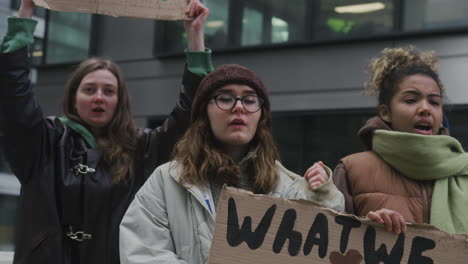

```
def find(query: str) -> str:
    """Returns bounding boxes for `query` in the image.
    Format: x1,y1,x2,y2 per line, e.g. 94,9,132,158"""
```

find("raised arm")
0,0,37,53
139,0,213,179
0,0,55,184
184,0,209,52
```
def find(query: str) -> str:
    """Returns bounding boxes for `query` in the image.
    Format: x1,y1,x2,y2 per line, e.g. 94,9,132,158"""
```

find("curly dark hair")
365,46,444,108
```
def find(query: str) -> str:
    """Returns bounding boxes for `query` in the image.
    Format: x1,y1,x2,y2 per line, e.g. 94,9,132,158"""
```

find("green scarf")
59,117,97,149
373,130,468,234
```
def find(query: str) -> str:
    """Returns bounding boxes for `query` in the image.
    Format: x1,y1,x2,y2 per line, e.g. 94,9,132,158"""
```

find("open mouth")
230,118,246,126
92,107,105,113
414,124,432,134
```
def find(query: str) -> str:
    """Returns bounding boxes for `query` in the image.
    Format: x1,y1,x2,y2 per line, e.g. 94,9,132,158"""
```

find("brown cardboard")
209,186,468,264
32,0,190,20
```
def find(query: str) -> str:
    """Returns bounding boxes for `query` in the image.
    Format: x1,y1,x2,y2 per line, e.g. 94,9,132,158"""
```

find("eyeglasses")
211,93,264,113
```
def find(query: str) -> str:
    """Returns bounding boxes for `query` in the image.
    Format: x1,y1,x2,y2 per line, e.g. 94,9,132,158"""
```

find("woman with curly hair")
332,46,468,234
119,64,344,263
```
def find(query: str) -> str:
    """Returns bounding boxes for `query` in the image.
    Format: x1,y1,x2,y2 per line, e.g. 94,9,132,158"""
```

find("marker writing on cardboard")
226,197,436,263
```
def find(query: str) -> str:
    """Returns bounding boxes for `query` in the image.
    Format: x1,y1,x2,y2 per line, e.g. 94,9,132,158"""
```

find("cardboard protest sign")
209,187,468,264
32,0,190,20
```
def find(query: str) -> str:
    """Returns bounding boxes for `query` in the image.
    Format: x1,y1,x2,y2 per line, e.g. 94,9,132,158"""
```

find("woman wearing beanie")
332,46,468,234
119,64,344,263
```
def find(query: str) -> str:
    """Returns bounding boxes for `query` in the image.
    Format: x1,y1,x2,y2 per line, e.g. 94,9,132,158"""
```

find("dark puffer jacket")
0,47,203,264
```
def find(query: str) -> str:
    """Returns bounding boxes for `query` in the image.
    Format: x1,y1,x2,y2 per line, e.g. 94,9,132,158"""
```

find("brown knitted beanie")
192,64,270,122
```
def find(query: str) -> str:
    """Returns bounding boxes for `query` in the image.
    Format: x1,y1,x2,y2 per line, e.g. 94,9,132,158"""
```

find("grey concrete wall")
34,16,468,119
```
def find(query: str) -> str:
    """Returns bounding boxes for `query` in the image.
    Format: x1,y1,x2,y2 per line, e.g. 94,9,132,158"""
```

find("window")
204,0,229,49
403,0,468,31
314,0,394,40
241,6,263,46
157,0,395,54
10,0,92,65
156,0,230,53
45,11,92,64
157,0,468,55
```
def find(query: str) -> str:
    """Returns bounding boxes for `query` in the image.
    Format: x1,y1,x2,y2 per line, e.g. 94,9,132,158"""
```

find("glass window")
204,0,229,50
315,0,394,40
157,0,468,55
10,0,92,65
269,0,306,44
157,0,396,54
45,11,92,64
241,6,263,46
403,0,468,31
272,17,289,44
157,0,229,53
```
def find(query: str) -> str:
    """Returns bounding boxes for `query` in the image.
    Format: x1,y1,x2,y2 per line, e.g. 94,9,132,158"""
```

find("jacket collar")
167,152,257,218
167,161,216,218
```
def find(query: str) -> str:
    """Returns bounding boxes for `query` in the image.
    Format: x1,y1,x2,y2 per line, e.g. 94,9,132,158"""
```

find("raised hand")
304,161,329,190
18,0,36,18
367,208,407,234
184,0,209,51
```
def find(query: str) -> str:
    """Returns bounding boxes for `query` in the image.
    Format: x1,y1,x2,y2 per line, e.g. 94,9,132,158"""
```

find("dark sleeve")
0,47,53,184
333,162,356,215
140,66,204,179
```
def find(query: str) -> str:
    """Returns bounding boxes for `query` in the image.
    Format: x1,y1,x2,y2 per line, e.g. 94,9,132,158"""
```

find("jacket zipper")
421,183,429,223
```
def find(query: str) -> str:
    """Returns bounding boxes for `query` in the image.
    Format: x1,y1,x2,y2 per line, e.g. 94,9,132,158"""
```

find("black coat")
0,48,203,264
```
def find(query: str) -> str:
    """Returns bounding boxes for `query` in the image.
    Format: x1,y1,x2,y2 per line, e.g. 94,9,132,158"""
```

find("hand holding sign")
209,187,468,264
32,0,191,20
367,208,408,234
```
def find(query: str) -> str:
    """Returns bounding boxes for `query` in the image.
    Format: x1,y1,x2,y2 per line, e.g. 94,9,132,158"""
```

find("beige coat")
120,160,344,264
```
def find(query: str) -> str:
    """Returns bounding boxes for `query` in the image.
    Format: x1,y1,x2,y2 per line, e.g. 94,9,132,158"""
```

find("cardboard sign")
32,0,190,20
209,187,468,264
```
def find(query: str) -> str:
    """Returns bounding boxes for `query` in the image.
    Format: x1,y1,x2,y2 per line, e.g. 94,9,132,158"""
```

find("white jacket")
120,160,344,264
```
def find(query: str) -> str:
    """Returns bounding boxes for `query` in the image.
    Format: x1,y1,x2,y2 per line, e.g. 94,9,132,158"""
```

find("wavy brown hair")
365,46,444,108
63,58,136,183
173,96,279,194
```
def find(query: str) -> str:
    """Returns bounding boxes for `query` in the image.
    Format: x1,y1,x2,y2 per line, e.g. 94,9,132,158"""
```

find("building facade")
1,0,468,258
